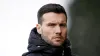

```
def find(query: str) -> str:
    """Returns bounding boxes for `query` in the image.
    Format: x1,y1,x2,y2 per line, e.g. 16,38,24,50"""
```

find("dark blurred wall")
68,0,100,56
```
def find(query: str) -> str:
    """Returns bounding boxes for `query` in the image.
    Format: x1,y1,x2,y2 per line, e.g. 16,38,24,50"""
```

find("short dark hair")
37,3,67,24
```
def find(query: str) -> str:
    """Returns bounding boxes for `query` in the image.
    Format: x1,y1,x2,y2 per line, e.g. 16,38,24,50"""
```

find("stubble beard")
41,34,65,47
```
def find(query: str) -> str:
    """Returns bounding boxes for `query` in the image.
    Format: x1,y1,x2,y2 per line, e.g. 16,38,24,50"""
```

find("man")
22,3,72,56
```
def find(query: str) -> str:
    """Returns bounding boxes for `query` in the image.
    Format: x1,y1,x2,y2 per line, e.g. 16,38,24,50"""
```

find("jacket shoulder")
22,52,42,56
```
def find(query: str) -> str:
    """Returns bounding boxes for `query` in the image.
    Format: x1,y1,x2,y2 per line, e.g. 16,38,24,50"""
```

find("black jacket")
22,27,72,56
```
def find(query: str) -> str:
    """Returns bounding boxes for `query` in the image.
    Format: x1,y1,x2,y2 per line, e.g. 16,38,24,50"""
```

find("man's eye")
60,24,66,27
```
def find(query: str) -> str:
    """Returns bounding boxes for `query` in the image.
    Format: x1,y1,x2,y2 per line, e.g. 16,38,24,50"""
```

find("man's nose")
55,26,61,34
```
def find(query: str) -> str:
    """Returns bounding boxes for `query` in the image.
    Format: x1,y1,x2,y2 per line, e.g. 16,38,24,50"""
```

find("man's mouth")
54,37,62,40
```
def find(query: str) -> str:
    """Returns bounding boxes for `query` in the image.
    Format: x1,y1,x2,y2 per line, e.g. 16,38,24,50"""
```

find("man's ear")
36,24,42,34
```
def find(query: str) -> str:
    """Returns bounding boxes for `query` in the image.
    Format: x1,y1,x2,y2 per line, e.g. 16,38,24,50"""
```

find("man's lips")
53,36,62,40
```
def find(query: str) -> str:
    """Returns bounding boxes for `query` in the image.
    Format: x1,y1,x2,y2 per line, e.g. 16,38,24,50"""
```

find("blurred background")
0,0,100,56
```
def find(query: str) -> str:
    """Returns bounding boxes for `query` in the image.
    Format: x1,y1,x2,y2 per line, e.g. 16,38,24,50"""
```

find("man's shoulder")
22,52,42,56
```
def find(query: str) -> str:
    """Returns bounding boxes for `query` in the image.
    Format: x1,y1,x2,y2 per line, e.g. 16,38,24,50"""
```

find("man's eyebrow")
47,23,67,25
47,22,56,24
47,23,56,25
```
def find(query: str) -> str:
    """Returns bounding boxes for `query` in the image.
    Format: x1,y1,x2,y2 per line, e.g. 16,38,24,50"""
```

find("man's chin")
51,42,63,47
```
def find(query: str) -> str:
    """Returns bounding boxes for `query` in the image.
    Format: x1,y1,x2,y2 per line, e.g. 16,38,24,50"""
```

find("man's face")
37,12,67,46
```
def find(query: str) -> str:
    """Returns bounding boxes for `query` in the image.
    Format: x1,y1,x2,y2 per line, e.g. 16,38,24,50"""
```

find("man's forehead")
43,13,66,19
42,18,67,24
